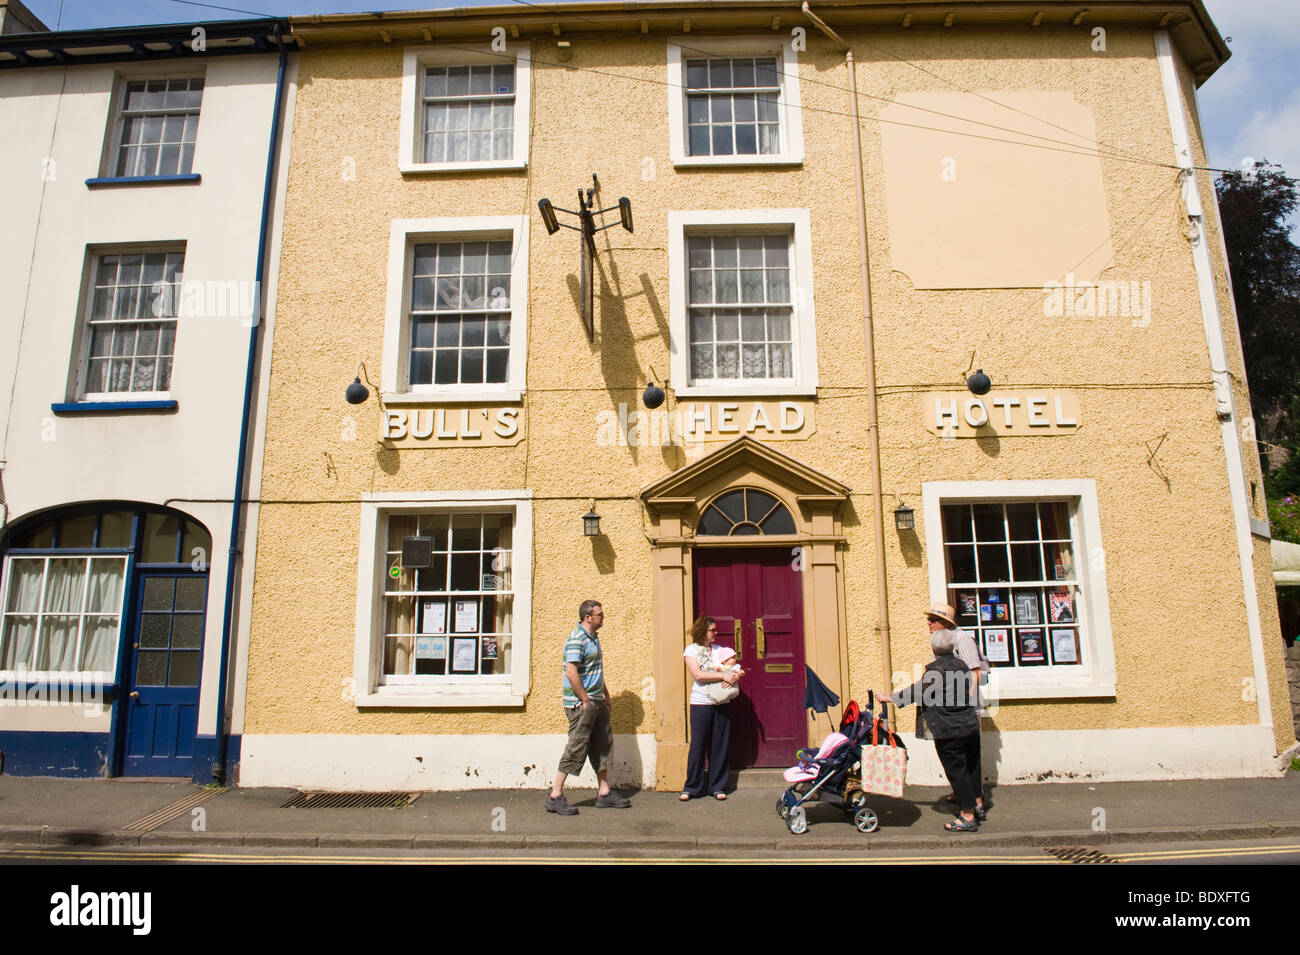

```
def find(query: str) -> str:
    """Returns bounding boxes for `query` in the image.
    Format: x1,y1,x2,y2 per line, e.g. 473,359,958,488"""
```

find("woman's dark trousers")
934,731,982,812
684,703,732,796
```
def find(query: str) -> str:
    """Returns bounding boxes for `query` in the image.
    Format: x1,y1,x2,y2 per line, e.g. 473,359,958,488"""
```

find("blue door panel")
123,573,206,776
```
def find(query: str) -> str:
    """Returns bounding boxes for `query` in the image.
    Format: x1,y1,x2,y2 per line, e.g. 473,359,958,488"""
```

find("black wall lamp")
966,369,992,396
346,361,378,405
582,502,601,537
538,173,633,340
643,364,666,410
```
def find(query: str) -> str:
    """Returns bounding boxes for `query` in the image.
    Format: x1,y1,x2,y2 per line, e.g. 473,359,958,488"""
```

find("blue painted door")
123,573,206,776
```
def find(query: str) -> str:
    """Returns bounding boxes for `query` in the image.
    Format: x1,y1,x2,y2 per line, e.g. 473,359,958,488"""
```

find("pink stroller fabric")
782,731,850,783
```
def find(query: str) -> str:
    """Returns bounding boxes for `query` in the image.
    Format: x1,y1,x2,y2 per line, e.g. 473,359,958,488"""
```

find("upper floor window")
78,249,184,398
686,57,780,157
409,239,512,386
668,39,803,167
382,216,529,402
113,77,204,178
688,233,793,383
400,47,531,173
669,209,817,398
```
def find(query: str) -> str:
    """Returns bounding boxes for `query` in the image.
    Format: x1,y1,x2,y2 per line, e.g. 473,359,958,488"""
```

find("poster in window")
1049,589,1075,623
980,603,992,622
415,636,448,660
481,574,502,591
1051,628,1078,663
451,637,478,672
984,628,1010,663
993,602,1009,622
1054,551,1075,580
421,600,446,635
482,635,498,660
1014,592,1040,625
1018,628,1045,662
958,593,978,617
454,599,479,633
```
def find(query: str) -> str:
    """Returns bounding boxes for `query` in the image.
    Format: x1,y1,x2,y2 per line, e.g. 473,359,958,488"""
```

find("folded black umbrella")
803,664,840,714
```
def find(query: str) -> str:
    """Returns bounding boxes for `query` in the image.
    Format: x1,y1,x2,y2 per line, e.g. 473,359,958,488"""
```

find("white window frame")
74,244,184,402
922,479,1117,700
668,209,817,397
399,45,531,174
353,492,532,708
667,37,804,167
102,70,205,179
0,553,127,683
382,216,528,404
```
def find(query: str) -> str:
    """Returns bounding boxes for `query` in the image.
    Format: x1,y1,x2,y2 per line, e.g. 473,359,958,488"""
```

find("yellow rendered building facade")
239,0,1297,791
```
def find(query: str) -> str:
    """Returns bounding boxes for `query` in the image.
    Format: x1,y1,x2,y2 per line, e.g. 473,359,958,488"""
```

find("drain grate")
125,787,226,832
282,791,417,809
1044,845,1118,864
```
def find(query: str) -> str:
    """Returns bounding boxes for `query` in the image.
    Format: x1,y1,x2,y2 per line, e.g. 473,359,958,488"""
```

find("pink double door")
693,547,806,767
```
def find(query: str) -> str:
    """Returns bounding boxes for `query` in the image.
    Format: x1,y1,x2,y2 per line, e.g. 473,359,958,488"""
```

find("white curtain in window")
5,559,44,612
39,617,80,671
81,617,120,672
39,560,85,670
86,559,124,613
1,617,37,670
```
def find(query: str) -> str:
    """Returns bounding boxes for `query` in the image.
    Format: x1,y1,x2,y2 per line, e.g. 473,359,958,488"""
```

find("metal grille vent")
1044,846,1118,864
282,791,417,809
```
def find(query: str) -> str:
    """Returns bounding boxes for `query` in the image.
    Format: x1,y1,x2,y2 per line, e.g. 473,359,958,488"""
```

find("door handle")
733,619,742,660
756,618,765,659
129,691,140,700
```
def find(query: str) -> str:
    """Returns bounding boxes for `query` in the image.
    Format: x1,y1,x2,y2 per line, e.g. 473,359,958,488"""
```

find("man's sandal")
945,817,980,832
679,792,693,801
712,792,727,801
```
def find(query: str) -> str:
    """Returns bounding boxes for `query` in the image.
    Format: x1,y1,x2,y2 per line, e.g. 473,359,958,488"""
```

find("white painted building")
0,17,295,781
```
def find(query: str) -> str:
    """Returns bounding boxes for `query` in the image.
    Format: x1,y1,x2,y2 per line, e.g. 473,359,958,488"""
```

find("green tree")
1215,161,1300,435
1215,161,1300,519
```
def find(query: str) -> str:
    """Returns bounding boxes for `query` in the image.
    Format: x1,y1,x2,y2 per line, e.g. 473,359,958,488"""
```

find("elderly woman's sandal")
944,817,979,832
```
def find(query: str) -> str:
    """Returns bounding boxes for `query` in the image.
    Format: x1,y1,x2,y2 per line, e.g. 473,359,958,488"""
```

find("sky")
15,0,1300,191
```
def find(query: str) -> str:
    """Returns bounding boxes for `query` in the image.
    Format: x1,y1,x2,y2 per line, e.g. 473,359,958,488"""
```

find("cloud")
1224,87,1300,181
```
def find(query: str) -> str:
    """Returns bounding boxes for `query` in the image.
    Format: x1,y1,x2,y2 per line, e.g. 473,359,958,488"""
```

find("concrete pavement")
2,771,1298,852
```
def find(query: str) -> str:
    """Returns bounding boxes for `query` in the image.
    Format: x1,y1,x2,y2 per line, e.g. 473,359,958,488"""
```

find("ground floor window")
382,511,513,680
921,480,1116,699
940,500,1082,668
1,555,126,674
355,493,532,707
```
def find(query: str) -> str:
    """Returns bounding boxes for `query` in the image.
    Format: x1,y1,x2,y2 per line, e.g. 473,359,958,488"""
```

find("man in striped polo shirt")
546,599,631,815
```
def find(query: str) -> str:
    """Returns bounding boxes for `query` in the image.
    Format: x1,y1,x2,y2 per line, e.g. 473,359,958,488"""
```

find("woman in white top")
681,615,745,801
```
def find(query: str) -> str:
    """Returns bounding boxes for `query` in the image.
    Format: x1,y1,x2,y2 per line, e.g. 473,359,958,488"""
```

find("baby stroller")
775,692,904,835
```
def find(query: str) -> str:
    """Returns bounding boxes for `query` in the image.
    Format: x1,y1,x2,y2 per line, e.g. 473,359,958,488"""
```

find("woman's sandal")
712,792,727,801
679,792,693,801
945,816,980,832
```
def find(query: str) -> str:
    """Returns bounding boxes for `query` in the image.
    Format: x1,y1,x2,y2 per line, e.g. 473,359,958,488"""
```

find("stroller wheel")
786,806,808,835
854,806,879,834
776,797,790,819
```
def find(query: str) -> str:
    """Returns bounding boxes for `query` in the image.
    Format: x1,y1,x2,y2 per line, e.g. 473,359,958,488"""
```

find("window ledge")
85,174,201,188
987,679,1116,701
381,390,522,405
399,161,527,175
673,384,817,399
355,690,524,709
52,400,178,415
671,156,802,168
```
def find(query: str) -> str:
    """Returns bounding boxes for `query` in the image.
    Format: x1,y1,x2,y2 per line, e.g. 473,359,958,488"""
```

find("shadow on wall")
610,690,646,788
591,534,615,575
